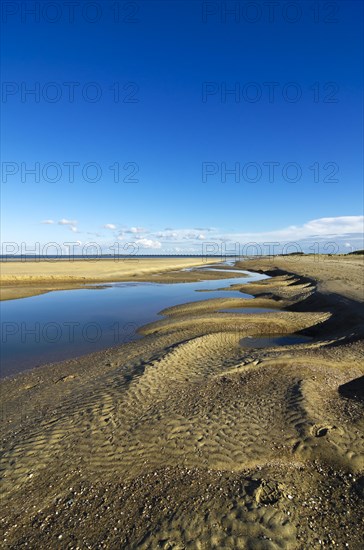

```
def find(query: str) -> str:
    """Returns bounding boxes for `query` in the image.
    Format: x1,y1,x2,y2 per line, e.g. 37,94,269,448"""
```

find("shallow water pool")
240,334,312,349
1,268,268,377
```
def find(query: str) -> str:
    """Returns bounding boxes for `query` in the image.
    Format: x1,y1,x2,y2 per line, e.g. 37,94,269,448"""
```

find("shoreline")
1,256,363,548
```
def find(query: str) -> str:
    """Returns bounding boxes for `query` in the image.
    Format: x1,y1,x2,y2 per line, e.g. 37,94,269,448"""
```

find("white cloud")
156,231,178,239
104,223,116,230
155,229,209,241
126,227,146,234
218,216,364,243
58,218,77,226
135,238,162,249
53,218,79,233
300,216,363,237
41,218,79,233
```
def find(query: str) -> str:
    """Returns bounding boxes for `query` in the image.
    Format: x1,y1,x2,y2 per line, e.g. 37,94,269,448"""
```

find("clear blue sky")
1,0,363,254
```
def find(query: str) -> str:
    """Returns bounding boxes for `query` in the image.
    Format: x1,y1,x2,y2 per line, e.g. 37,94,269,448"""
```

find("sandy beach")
1,255,363,548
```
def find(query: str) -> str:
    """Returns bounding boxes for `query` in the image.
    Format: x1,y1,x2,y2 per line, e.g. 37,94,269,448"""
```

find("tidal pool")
1,268,268,377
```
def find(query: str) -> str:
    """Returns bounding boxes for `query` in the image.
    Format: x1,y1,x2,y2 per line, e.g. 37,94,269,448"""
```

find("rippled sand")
1,256,363,548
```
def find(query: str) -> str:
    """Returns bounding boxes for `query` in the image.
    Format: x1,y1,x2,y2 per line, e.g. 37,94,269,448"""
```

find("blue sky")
1,0,363,254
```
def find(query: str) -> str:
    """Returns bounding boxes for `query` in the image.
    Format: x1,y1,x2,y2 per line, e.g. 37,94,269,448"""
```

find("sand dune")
1,256,363,548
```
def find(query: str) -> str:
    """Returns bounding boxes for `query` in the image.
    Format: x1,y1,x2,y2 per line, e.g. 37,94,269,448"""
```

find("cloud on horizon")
58,218,77,226
36,216,363,253
135,238,162,249
125,227,146,234
217,216,364,243
40,218,79,233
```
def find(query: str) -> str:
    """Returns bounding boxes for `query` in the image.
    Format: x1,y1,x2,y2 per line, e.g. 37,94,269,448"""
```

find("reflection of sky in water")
0,268,268,377
240,335,312,349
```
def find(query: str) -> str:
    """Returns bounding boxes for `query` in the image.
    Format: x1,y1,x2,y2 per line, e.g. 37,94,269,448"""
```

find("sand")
0,257,226,300
1,255,363,548
240,254,364,302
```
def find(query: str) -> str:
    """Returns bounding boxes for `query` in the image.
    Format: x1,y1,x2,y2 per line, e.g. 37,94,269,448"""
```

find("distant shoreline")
1,251,361,262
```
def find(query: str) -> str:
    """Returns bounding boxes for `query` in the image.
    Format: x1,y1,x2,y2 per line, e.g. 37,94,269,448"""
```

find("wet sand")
1,255,363,548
